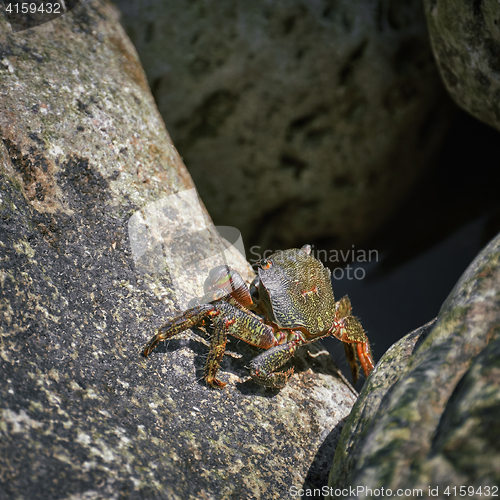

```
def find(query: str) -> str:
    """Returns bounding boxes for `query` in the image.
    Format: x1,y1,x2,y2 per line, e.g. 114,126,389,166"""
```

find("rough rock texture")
327,319,437,493
328,233,500,498
114,0,453,251
0,2,357,499
424,0,500,131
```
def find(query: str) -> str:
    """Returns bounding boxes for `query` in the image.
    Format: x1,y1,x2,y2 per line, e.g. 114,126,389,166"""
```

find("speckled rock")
424,0,500,131
0,2,357,499
327,233,500,498
113,0,453,251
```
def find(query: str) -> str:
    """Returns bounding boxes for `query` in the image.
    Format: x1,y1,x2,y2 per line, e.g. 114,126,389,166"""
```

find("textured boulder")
114,0,453,251
0,2,357,498
328,233,500,498
424,0,500,131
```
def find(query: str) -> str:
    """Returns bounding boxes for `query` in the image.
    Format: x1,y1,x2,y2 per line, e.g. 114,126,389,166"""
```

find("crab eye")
260,259,272,270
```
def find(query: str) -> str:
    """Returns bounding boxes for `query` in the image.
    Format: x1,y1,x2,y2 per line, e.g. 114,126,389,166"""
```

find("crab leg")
356,342,374,377
143,303,216,357
333,315,374,382
332,296,374,383
205,318,229,388
204,301,278,387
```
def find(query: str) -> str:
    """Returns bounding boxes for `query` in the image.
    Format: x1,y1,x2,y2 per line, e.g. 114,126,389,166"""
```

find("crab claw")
250,367,294,389
204,265,232,295
203,265,253,308
249,342,298,388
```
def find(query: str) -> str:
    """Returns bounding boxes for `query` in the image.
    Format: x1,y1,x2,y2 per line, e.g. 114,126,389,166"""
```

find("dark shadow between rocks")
303,419,349,491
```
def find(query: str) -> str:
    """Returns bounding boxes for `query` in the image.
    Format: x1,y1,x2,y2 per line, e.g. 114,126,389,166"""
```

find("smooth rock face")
114,0,453,251
328,233,500,497
424,0,500,131
0,2,356,498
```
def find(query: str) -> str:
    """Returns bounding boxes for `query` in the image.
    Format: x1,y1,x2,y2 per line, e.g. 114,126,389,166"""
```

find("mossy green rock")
424,0,500,131
328,234,500,497
0,2,357,498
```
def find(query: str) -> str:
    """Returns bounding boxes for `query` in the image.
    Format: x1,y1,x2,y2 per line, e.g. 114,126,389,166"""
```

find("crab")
143,245,374,389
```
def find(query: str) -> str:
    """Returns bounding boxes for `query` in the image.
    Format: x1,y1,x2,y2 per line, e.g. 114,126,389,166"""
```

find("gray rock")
424,0,500,131
0,2,357,498
425,335,500,488
328,233,500,498
114,0,453,251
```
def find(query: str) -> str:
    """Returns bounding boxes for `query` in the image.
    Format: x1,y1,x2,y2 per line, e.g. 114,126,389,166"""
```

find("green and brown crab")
143,245,374,388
